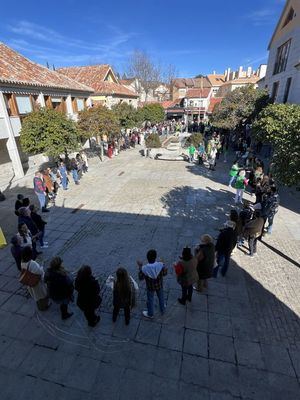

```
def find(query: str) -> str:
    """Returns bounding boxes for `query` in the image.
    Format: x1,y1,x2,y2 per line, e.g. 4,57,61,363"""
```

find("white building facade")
261,0,300,104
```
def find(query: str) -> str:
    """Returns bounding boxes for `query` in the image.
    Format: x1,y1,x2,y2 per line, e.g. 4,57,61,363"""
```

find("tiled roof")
224,76,260,85
207,74,225,86
186,88,211,98
161,98,182,109
207,97,223,113
0,43,93,92
173,77,211,89
58,65,138,97
119,78,135,85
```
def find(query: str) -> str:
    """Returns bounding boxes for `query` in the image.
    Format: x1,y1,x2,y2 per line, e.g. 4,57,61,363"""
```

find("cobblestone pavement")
0,148,300,399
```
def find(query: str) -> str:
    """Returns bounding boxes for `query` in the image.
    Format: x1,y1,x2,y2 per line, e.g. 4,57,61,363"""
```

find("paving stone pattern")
0,148,300,399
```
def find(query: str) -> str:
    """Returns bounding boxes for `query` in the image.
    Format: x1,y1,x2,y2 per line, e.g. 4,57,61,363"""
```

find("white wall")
264,26,300,104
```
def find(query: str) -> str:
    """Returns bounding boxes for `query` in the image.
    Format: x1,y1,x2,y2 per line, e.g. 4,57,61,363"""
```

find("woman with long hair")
112,267,135,325
75,265,101,327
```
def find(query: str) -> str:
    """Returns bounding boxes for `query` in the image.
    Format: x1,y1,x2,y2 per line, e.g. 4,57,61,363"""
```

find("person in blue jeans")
58,162,68,190
70,158,79,185
213,221,236,277
137,249,167,319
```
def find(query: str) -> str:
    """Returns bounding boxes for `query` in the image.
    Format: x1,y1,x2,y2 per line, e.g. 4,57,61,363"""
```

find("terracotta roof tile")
207,97,223,113
207,74,226,86
186,88,211,98
224,76,260,85
172,77,211,89
161,98,181,109
0,42,93,92
58,65,138,97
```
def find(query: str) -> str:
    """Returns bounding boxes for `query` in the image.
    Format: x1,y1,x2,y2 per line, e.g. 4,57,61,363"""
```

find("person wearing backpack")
174,247,198,304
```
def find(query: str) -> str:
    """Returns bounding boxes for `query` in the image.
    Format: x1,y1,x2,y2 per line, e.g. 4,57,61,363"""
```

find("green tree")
78,105,120,141
138,103,165,124
20,108,79,158
186,133,203,147
145,133,161,148
211,86,270,131
111,103,138,129
253,104,300,186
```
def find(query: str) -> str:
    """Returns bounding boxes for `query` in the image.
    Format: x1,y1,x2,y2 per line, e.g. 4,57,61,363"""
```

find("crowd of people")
7,122,282,328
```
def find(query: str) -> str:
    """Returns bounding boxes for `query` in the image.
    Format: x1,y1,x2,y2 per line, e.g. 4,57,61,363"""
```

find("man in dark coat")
214,221,236,277
243,211,264,256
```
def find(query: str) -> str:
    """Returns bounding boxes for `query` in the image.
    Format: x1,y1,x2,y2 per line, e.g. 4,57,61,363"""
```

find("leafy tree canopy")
78,105,120,141
111,102,139,129
145,133,161,148
20,108,79,158
138,103,165,125
211,86,270,131
186,133,203,147
253,103,300,186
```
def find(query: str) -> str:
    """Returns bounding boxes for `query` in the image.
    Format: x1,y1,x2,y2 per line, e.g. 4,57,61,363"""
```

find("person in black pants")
112,268,134,325
75,266,101,327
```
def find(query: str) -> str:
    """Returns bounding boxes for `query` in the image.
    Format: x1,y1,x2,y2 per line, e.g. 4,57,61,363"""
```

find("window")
282,7,295,28
283,77,292,103
189,100,194,106
271,81,279,102
15,96,32,114
52,97,62,110
76,98,85,111
273,40,291,75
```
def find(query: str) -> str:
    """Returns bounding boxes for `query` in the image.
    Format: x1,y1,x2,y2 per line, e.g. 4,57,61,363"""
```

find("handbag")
19,261,41,287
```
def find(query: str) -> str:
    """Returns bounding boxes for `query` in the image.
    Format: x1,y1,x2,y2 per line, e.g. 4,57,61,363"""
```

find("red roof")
207,97,223,113
0,43,93,92
161,98,181,109
186,88,211,98
58,65,138,98
172,77,211,89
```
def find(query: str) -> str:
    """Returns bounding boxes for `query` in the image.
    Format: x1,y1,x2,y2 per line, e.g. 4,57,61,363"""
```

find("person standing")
29,205,48,249
263,186,280,234
70,158,79,185
234,170,248,204
243,211,264,257
229,161,239,187
198,142,205,165
188,144,196,163
208,145,217,171
75,265,101,327
108,267,137,325
174,247,198,305
33,172,49,212
10,235,22,271
137,249,167,319
20,246,50,311
214,221,236,277
194,234,215,291
58,162,68,190
44,257,74,320
15,194,24,216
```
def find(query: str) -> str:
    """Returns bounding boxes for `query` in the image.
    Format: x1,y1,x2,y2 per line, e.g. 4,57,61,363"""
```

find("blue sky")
0,0,285,77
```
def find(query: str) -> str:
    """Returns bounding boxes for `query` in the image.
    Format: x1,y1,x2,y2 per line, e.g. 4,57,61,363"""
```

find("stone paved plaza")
0,148,300,399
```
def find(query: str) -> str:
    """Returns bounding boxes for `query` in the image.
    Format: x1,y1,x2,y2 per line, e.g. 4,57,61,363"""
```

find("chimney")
238,66,243,78
226,68,231,81
247,66,252,77
213,70,216,75
232,71,236,80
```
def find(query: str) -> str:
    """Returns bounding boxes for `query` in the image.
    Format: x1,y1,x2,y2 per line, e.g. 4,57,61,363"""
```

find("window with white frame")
273,39,291,75
76,98,85,111
15,96,32,114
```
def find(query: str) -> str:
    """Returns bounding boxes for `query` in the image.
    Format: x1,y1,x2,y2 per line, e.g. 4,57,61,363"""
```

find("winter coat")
243,217,264,238
175,258,198,287
75,275,101,311
18,216,39,236
21,260,48,302
215,227,236,255
31,212,47,231
195,242,215,279
44,268,74,302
